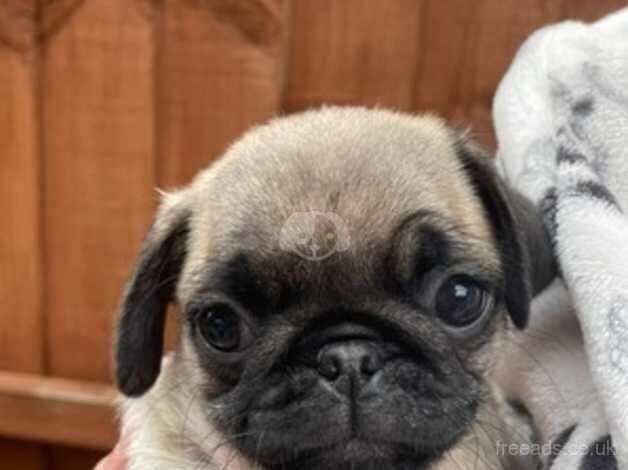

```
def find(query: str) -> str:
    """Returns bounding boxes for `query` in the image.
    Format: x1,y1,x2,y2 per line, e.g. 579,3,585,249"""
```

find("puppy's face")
116,108,552,470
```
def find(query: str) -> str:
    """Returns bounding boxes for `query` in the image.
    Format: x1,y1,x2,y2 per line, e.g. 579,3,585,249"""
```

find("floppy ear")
455,141,555,329
115,197,190,397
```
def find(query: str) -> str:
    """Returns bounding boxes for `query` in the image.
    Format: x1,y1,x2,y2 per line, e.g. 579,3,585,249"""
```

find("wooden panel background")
0,0,625,467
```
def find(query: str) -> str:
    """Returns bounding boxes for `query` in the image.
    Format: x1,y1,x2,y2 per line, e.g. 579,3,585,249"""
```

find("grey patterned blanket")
493,7,628,470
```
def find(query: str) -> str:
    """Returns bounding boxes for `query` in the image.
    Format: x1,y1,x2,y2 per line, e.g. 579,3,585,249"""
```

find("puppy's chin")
235,394,474,470
263,440,437,470
236,401,473,470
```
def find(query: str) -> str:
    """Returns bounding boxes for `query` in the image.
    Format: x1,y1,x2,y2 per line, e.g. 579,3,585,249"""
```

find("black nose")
317,340,383,382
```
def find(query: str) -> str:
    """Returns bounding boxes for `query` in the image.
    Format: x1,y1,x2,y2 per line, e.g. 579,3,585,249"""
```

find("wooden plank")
414,0,626,149
285,0,627,150
0,439,46,470
0,2,46,468
47,445,106,470
284,0,424,113
42,0,156,383
0,370,117,450
560,0,628,21
0,0,43,388
156,0,289,187
413,0,567,149
0,1,38,52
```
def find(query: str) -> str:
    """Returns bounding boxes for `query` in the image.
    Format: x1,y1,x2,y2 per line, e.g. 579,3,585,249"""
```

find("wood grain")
0,370,117,450
560,0,628,21
414,0,565,149
0,0,43,383
413,0,627,149
0,1,38,52
284,0,425,112
0,439,45,470
0,2,45,468
285,0,627,150
42,0,156,383
156,0,289,187
47,445,105,470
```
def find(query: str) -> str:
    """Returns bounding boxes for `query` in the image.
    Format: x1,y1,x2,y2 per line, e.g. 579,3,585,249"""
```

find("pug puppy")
115,107,553,470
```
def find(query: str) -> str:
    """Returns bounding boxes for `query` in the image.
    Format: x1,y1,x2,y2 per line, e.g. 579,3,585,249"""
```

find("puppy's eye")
434,275,491,328
198,304,242,352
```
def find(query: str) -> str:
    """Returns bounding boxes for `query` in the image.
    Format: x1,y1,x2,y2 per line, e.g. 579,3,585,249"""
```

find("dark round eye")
198,305,242,352
435,275,491,328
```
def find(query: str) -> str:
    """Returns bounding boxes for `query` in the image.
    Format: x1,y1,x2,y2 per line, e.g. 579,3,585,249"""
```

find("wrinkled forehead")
178,109,495,300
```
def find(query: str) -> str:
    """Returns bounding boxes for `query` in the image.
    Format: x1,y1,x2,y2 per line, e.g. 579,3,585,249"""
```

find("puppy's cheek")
371,361,481,423
473,311,509,374
180,330,234,395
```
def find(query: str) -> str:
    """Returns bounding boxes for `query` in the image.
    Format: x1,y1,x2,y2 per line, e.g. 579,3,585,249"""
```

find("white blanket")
494,7,628,470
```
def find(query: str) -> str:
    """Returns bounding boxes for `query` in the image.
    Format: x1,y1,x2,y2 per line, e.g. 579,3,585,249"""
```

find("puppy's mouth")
264,438,438,470
241,403,468,470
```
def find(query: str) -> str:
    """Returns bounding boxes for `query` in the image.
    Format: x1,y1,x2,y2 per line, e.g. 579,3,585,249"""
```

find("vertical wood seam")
39,1,86,46
409,0,428,112
279,0,294,114
36,0,51,381
154,0,165,190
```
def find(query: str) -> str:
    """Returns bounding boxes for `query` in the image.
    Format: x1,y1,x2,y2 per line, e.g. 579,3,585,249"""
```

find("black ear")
455,141,555,329
114,206,190,396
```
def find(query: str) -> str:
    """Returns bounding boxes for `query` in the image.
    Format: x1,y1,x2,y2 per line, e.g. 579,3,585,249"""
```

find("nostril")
360,353,382,376
317,352,341,380
316,341,384,382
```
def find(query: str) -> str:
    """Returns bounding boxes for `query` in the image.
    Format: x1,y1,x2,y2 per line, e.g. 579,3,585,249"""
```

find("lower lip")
260,438,432,469
318,438,396,462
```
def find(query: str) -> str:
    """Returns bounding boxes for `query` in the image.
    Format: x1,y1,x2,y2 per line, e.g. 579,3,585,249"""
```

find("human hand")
94,440,127,470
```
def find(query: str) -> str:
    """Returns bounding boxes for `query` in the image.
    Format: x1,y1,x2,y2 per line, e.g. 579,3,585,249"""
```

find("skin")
95,429,130,470
95,443,127,470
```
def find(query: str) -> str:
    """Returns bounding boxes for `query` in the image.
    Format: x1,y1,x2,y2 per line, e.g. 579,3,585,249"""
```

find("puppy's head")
115,108,553,469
